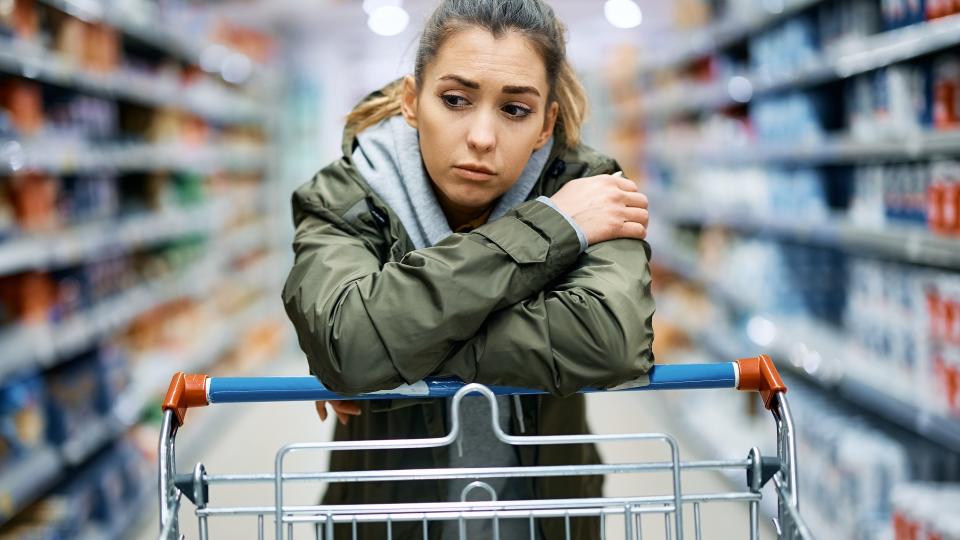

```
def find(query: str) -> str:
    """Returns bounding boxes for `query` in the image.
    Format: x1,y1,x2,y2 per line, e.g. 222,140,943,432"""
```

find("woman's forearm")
283,199,583,394
440,238,656,396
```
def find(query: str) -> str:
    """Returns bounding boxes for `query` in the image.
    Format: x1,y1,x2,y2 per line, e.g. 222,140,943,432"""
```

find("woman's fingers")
331,400,362,425
623,191,648,209
316,400,362,424
623,207,649,226
613,176,638,192
620,221,647,240
315,400,328,421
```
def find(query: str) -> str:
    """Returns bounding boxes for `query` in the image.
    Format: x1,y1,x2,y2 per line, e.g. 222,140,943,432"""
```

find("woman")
282,1,655,538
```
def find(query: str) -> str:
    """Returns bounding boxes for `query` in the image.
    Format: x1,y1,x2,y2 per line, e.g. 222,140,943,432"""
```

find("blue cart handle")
161,355,785,427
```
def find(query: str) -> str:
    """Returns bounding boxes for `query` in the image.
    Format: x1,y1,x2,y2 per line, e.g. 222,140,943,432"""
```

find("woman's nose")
465,113,496,153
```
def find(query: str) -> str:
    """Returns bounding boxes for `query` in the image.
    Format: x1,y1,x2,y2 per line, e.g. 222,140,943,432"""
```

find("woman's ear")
400,75,419,129
535,101,559,150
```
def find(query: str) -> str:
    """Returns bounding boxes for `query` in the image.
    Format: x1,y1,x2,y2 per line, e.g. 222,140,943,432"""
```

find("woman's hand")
549,173,649,246
315,400,362,425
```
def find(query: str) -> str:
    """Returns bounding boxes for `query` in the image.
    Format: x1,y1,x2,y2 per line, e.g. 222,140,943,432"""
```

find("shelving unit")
0,291,282,525
0,0,287,534
652,239,960,454
648,130,960,165
642,0,827,73
0,42,263,125
654,189,960,268
644,12,960,122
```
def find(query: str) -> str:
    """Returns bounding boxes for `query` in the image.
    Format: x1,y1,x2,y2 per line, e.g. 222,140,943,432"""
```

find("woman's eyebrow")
438,74,480,89
438,75,541,97
502,85,540,97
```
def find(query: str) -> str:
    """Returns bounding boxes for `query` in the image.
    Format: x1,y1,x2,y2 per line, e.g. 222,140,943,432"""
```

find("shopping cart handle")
162,355,785,426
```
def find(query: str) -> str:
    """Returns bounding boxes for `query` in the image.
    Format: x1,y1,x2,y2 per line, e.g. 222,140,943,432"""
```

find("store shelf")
655,192,960,269
34,0,273,87
0,40,264,125
0,203,226,276
0,139,268,174
644,13,960,121
653,243,960,453
643,0,825,74
648,130,960,165
0,223,274,383
0,447,62,523
0,288,281,528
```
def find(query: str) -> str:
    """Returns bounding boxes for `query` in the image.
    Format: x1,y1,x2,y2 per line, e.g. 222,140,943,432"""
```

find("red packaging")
0,79,43,135
84,23,119,73
0,0,38,39
944,182,959,234
934,57,960,130
9,173,60,231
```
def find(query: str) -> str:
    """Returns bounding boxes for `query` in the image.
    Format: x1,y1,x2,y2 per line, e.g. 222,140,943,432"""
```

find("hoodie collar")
351,115,554,249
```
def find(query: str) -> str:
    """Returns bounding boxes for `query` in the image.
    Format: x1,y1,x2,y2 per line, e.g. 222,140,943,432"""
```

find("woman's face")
401,27,558,213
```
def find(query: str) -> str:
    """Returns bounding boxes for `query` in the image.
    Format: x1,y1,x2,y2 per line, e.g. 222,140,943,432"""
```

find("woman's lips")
452,166,497,181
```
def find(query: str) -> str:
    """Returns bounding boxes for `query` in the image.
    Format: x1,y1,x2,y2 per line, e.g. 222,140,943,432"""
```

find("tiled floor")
139,357,777,539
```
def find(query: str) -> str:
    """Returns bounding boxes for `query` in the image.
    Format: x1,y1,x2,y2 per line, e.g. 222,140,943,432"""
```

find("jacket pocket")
474,216,549,264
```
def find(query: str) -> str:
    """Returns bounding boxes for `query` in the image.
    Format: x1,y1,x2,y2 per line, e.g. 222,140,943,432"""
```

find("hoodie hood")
351,114,554,249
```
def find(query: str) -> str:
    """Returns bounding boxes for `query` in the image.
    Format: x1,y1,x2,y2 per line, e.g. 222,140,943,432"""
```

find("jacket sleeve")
440,237,656,397
282,196,583,394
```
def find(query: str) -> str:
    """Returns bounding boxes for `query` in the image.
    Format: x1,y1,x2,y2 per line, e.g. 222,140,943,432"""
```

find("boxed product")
48,266,88,323
83,23,119,74
926,273,960,417
0,272,56,325
928,160,960,236
881,0,928,29
0,372,46,470
8,173,60,231
749,15,819,77
0,78,43,136
0,179,14,239
820,0,881,50
926,0,960,20
45,91,119,142
934,55,960,130
50,10,88,67
94,343,129,413
0,0,38,40
846,63,932,139
56,173,119,225
44,352,102,444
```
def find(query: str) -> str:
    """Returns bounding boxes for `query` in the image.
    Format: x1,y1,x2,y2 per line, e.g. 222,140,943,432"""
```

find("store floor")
136,356,777,539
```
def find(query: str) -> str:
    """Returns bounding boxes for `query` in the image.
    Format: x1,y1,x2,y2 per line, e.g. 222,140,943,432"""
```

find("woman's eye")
441,94,469,108
502,104,532,118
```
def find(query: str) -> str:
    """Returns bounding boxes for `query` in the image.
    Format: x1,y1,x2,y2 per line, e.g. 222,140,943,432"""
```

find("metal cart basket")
158,354,813,539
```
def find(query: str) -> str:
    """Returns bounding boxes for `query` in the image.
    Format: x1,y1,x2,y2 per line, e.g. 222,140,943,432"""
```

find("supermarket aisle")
139,356,775,539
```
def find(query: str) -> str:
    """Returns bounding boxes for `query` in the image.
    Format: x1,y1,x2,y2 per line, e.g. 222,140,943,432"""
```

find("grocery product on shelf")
0,0,282,531
892,483,960,539
0,372,46,469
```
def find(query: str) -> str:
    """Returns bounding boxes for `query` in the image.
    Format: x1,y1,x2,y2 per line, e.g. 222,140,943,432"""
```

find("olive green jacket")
282,87,656,539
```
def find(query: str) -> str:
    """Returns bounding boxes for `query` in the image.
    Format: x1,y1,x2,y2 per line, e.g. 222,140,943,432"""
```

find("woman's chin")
445,188,501,210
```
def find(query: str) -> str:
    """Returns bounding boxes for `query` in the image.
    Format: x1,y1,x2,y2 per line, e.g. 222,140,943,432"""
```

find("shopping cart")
158,355,813,539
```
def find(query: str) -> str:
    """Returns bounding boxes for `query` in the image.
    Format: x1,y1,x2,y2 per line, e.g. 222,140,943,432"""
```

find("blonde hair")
346,0,587,148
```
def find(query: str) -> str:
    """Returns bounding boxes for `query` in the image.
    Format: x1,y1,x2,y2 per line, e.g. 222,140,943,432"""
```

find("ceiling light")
200,44,229,73
728,76,754,103
604,0,642,29
221,53,252,84
363,0,402,15
368,5,409,37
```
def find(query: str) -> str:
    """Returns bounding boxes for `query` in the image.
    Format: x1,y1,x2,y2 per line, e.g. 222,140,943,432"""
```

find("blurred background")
0,0,958,538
